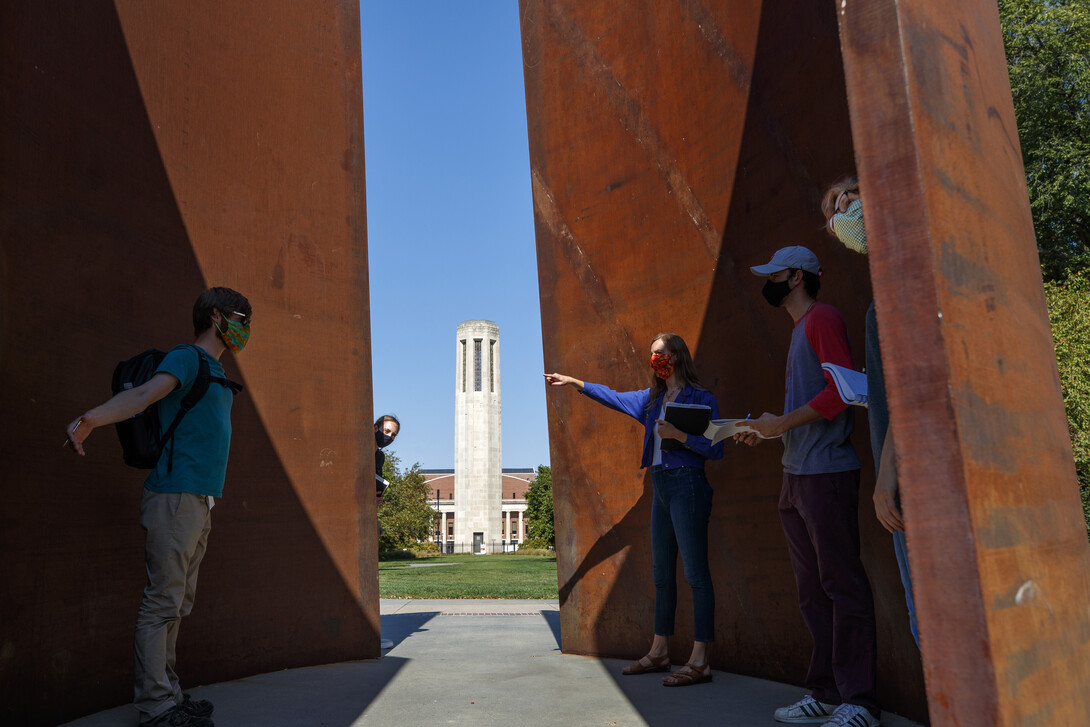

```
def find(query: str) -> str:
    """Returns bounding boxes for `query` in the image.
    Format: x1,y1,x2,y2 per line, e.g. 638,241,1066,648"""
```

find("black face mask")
375,431,394,448
761,279,793,307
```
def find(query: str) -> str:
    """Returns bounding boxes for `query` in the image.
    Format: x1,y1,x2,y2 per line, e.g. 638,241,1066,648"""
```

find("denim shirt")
581,382,724,469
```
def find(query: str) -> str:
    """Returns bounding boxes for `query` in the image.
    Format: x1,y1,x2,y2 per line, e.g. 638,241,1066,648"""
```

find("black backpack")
112,345,243,470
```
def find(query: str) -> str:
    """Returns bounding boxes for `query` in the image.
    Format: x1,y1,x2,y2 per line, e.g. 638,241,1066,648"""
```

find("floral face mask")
650,352,674,380
215,316,250,354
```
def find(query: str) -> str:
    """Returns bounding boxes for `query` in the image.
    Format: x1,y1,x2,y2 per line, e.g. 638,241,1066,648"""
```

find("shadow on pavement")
64,611,442,727
62,606,921,727
607,662,793,727
381,610,441,650
195,659,409,727
541,610,562,650
60,657,411,727
602,657,923,727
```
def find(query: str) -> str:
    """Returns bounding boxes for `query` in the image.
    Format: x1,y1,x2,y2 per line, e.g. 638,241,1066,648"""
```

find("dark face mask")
761,278,793,307
375,430,394,448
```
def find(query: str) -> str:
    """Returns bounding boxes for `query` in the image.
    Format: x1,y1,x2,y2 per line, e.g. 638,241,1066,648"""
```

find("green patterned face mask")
215,316,250,354
830,198,867,255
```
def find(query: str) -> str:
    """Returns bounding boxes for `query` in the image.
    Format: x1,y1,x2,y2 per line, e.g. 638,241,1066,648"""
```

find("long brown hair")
821,175,859,236
646,333,703,411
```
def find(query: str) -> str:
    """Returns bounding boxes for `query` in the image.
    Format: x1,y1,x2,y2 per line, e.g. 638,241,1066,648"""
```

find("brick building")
421,467,536,553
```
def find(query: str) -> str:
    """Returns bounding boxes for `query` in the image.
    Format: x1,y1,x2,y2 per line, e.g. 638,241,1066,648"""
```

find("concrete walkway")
64,599,924,727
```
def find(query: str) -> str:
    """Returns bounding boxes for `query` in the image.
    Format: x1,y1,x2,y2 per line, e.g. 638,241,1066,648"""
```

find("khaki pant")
134,489,211,724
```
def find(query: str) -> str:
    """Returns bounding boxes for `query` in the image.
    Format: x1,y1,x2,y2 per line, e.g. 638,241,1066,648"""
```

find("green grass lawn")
379,554,559,599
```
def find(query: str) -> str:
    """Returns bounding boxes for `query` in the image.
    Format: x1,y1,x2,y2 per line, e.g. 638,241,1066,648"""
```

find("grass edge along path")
378,554,559,599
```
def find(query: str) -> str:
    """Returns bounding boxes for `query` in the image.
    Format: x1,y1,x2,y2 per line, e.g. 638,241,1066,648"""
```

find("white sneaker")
774,694,838,723
820,703,881,727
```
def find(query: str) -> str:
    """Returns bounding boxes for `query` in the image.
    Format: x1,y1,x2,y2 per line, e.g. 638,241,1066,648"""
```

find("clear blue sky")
360,2,548,470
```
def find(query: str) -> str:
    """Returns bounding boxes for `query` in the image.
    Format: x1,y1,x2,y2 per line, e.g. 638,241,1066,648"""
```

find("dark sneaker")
144,705,214,727
178,693,214,718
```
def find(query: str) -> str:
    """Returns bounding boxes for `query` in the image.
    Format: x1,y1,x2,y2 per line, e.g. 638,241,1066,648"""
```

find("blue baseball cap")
749,245,822,276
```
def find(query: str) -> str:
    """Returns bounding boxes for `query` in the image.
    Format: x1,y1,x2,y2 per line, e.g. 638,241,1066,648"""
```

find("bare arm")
65,372,179,456
732,404,823,446
873,427,903,532
543,373,585,391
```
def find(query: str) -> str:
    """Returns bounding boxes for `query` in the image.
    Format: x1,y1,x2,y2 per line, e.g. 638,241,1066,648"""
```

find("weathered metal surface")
521,0,925,719
839,1,1090,724
524,0,1090,722
0,2,376,724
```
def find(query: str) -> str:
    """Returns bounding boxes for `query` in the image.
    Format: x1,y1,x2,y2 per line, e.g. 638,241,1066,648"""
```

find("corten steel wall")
839,1,1090,725
523,0,1090,723
521,0,925,720
0,2,378,724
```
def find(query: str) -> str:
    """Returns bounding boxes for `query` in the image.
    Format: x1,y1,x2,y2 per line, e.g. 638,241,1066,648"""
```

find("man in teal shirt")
65,287,251,727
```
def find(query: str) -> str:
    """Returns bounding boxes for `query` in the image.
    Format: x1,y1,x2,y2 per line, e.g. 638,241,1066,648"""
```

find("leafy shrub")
509,547,554,557
379,549,418,561
1044,272,1090,537
379,544,440,560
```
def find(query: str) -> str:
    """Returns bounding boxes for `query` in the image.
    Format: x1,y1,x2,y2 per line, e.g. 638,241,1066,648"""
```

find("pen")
63,418,82,448
735,413,752,445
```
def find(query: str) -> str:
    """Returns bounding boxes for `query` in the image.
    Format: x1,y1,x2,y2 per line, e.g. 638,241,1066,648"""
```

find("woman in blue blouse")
544,333,723,686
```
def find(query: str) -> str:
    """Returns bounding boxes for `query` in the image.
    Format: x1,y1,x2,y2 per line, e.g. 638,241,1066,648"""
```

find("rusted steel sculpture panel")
522,0,924,719
0,2,376,724
839,1,1090,724
523,0,1090,723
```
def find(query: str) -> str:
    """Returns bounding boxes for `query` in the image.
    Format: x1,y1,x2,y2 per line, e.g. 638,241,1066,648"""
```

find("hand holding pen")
64,416,91,456
732,413,750,445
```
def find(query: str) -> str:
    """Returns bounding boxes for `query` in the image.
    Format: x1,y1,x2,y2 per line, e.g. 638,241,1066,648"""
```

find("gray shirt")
781,302,861,475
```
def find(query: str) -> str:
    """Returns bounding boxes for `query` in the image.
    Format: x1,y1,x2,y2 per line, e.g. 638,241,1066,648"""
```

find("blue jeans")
650,465,714,642
892,528,920,646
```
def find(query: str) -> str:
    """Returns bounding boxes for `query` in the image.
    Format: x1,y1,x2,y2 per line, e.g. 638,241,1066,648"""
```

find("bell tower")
453,320,501,553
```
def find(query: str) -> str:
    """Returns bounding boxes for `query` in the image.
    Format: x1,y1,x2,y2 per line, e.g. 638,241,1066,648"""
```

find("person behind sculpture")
544,333,723,687
823,176,919,648
64,287,252,727
374,414,400,541
374,413,401,488
733,247,881,727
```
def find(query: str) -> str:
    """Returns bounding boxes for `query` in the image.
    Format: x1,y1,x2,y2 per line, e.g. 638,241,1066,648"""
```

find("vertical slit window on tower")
474,339,482,391
489,339,495,392
461,339,467,393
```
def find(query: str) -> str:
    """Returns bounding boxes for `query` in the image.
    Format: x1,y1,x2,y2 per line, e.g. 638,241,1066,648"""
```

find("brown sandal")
621,654,671,675
662,662,712,687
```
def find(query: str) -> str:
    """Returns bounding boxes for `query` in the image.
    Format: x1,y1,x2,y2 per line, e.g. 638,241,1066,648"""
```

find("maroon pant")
779,470,878,712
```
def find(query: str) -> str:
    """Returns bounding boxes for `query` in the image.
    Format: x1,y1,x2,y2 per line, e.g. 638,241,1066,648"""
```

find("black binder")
661,402,712,451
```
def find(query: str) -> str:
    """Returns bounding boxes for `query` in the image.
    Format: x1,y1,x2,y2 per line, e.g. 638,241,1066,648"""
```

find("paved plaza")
63,599,924,727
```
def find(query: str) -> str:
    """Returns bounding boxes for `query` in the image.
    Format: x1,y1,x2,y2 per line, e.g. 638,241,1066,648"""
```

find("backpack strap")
160,345,245,472
159,346,210,473
209,376,244,395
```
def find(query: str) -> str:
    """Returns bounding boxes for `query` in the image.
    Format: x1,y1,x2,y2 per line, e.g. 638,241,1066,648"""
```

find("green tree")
1000,1,1090,536
378,452,438,552
523,465,554,548
1044,272,1090,534
999,0,1090,280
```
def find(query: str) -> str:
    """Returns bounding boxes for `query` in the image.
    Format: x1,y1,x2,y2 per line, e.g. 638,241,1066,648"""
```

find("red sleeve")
803,302,853,420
